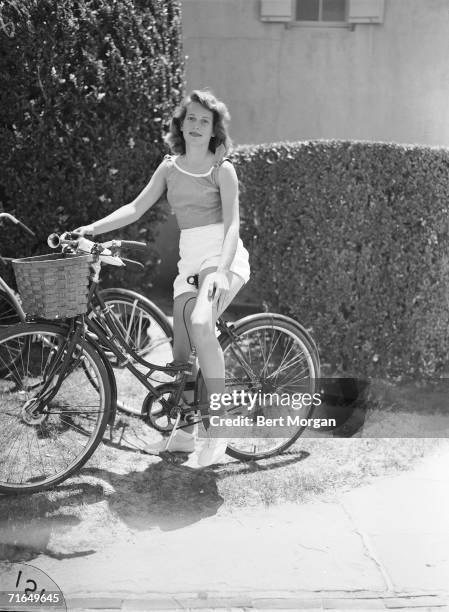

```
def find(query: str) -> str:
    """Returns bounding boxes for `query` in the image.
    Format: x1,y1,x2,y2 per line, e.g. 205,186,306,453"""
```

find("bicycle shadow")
0,490,99,563
213,450,310,479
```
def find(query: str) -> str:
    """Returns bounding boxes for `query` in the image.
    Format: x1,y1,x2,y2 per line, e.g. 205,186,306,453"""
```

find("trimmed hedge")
232,141,449,379
0,0,184,290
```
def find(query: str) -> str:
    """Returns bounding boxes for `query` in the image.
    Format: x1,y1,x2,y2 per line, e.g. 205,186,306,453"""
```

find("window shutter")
347,0,384,23
260,0,293,22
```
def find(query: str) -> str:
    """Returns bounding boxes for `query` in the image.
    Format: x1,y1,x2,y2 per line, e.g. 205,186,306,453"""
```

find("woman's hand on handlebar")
73,223,95,237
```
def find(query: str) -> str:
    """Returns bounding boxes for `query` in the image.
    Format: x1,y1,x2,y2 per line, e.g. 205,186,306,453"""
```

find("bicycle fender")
227,311,320,371
94,342,118,427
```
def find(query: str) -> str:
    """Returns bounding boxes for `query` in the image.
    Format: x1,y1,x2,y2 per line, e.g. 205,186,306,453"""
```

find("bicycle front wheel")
0,323,111,493
196,315,320,461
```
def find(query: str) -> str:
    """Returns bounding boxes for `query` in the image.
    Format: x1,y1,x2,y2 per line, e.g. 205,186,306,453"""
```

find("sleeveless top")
163,153,229,230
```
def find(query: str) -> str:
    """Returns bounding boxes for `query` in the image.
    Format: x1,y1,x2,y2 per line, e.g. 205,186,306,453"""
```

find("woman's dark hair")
164,90,232,155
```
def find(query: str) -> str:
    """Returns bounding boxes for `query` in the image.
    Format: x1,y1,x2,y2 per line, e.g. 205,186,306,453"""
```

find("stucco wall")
181,0,449,147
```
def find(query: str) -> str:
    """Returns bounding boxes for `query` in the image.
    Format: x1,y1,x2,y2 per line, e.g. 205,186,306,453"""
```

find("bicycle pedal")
159,451,188,465
141,448,161,456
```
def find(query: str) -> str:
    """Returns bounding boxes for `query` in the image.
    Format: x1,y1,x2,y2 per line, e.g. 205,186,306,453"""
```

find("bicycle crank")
142,382,181,432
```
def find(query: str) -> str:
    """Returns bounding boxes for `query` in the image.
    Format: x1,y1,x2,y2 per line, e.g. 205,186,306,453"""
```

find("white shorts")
173,223,251,298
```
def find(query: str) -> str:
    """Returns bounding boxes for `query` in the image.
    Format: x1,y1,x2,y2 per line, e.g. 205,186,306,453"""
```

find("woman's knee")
190,308,215,344
173,293,197,359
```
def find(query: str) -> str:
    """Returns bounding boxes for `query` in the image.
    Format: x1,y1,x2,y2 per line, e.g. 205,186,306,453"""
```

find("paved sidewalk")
1,446,448,611
65,592,448,611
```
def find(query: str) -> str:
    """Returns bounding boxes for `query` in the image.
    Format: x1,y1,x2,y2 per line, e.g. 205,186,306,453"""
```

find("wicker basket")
12,253,92,319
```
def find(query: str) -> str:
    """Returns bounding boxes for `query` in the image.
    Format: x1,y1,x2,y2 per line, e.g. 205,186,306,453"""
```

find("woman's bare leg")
146,273,244,456
190,268,245,443
172,291,199,433
174,273,244,431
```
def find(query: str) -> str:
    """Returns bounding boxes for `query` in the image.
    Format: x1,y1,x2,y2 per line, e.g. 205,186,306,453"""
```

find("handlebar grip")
119,240,148,253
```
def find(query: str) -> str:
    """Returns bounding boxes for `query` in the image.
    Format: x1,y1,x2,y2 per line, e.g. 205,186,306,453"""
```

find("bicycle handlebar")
0,212,36,236
48,232,147,252
118,240,148,253
47,232,148,269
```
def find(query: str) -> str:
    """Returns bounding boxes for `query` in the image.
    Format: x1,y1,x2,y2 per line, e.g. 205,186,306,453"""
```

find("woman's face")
182,101,214,149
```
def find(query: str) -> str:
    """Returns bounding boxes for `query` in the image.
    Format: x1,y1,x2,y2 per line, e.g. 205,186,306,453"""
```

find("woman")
75,90,250,466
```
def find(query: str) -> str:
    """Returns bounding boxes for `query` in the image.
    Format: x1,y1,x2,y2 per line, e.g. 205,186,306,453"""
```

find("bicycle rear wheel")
92,289,174,416
196,315,320,461
0,323,111,493
98,289,173,363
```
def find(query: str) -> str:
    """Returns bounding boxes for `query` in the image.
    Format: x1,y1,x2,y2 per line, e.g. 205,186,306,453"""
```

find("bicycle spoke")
262,329,283,374
0,326,109,491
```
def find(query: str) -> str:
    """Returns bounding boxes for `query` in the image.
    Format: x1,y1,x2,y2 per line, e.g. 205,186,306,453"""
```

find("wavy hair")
164,90,232,155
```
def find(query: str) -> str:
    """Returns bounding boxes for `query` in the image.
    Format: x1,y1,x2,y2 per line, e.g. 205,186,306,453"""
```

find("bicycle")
0,215,174,407
0,233,320,494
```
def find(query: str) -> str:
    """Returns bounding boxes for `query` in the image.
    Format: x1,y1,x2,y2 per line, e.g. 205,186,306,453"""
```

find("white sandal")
144,428,196,454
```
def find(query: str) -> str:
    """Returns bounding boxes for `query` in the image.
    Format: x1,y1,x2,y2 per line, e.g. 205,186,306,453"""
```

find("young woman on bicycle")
75,90,250,467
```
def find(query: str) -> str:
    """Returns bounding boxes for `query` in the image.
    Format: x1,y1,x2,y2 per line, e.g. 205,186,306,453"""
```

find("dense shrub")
232,141,449,379
0,0,184,290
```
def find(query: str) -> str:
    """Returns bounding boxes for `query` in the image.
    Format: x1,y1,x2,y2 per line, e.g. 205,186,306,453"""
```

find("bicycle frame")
86,285,257,420
23,282,191,428
25,274,260,436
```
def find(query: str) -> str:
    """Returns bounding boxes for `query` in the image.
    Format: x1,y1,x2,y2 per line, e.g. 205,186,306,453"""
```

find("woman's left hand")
208,270,230,311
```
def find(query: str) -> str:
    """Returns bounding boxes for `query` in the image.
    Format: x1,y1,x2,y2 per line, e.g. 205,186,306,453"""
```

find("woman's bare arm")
216,161,240,272
80,160,168,236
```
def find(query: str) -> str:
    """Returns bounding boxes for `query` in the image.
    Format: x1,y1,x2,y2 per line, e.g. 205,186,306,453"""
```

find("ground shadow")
213,450,310,479
0,456,222,562
0,486,102,563
0,447,312,563
80,459,224,531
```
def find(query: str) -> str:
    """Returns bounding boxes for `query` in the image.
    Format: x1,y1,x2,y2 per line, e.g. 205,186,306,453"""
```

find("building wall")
181,0,449,147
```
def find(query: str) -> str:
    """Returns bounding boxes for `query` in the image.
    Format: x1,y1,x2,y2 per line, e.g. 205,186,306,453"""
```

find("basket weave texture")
13,253,92,319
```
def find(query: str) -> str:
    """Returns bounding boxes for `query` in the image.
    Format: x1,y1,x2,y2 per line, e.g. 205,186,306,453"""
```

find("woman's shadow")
79,445,310,532
83,456,225,532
